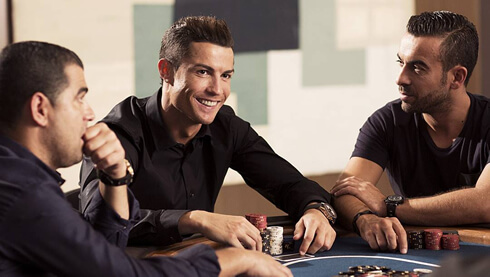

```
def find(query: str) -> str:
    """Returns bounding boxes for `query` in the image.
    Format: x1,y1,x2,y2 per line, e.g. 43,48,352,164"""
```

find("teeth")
197,99,218,107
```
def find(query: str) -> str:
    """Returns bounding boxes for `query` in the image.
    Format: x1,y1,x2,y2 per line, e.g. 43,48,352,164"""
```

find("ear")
158,59,174,85
29,92,51,127
449,66,468,90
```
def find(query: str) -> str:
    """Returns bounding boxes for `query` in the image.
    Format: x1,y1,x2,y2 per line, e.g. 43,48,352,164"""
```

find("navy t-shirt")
352,92,490,198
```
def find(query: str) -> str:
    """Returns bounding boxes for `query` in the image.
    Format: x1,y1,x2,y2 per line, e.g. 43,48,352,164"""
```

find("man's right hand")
356,214,408,254
216,248,293,277
179,211,262,251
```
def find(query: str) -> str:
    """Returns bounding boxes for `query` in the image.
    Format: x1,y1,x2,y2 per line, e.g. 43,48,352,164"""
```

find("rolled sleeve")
84,188,140,248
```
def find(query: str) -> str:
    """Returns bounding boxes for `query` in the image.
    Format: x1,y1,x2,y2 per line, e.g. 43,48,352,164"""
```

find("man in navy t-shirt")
331,11,490,254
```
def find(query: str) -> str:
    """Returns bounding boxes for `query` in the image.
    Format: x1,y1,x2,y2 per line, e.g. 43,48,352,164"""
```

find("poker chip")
424,229,443,250
267,226,283,255
336,265,432,276
407,231,424,249
441,233,460,250
260,229,271,254
413,268,433,275
246,213,267,231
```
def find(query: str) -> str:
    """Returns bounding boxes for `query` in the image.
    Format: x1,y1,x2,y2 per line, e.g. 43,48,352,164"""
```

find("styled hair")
0,41,83,130
407,11,478,86
159,16,234,69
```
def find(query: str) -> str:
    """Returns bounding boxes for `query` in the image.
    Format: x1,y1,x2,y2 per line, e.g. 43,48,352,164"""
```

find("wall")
11,0,413,194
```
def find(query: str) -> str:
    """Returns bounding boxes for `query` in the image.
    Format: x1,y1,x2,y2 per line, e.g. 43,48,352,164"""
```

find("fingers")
201,213,262,251
298,221,315,255
358,215,407,254
83,123,126,178
295,210,336,255
392,219,408,254
293,219,305,241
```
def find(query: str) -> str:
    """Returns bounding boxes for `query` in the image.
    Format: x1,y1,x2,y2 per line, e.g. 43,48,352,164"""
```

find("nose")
207,76,223,96
396,65,410,87
84,103,95,122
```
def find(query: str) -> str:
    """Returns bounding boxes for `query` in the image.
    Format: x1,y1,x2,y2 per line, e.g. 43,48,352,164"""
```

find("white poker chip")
413,268,433,274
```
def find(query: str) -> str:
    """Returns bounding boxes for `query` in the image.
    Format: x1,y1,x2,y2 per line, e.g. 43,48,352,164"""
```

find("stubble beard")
400,77,451,114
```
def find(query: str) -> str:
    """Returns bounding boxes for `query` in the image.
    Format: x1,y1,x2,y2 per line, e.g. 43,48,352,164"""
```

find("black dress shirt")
0,135,220,276
80,89,332,246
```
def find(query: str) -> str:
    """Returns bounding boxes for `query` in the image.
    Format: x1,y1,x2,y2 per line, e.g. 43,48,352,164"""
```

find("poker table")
126,222,490,276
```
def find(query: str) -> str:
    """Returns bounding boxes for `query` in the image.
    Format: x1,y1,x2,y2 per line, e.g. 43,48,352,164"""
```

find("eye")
197,69,209,75
396,59,403,67
222,73,232,79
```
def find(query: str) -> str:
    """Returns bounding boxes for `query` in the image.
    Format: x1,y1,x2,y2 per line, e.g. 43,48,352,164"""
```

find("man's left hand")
332,176,387,216
293,209,336,255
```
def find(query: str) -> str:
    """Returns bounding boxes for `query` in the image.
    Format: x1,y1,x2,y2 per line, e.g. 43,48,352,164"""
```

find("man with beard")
0,41,292,277
331,11,490,254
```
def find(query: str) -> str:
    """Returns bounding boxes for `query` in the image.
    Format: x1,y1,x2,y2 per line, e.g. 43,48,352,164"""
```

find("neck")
9,125,56,169
423,90,470,148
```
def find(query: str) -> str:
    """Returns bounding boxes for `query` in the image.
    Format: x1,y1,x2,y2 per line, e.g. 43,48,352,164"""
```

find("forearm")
216,248,251,277
333,194,372,231
129,209,188,246
397,187,490,225
98,182,129,220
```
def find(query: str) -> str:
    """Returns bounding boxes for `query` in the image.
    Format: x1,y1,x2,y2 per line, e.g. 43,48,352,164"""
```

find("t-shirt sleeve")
351,104,394,169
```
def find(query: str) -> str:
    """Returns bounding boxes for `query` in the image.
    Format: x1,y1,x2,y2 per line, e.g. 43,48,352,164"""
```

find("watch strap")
97,159,134,187
352,210,377,236
304,202,337,225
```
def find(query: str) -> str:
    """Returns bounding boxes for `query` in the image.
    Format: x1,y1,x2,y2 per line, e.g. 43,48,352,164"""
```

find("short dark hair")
159,16,234,69
0,41,83,130
407,11,478,86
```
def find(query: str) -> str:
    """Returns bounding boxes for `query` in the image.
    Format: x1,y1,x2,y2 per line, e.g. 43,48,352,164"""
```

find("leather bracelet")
352,210,377,236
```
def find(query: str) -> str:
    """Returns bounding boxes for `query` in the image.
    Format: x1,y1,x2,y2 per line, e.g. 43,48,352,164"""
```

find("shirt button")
190,193,195,198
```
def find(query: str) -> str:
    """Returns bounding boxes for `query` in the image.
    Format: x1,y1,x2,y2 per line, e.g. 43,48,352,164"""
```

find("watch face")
387,195,404,203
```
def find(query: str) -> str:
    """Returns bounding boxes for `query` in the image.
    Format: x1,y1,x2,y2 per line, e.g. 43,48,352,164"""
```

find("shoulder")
213,105,248,128
102,95,150,143
467,92,490,133
366,99,412,127
0,157,60,219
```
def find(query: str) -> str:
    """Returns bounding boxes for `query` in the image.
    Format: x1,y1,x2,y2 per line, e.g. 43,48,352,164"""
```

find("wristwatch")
97,159,134,186
304,202,337,225
384,195,405,217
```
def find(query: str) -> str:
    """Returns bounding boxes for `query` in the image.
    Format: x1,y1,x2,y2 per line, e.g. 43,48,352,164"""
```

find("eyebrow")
397,54,428,69
194,63,234,74
78,87,89,95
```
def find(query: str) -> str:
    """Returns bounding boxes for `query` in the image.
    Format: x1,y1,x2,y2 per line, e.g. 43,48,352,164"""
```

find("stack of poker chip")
245,213,267,231
267,226,284,255
424,229,443,250
441,233,460,250
407,230,425,249
245,214,270,254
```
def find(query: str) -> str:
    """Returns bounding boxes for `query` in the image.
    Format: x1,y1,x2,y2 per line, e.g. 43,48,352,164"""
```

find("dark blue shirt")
352,92,490,197
0,135,220,276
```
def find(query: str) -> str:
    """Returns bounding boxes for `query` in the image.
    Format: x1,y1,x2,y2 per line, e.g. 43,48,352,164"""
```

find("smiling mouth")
196,98,219,107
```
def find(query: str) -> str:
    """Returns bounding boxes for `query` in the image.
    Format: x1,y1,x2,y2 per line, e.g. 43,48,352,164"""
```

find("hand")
293,209,336,255
332,176,387,216
180,211,262,251
356,213,407,254
216,248,292,277
82,123,126,179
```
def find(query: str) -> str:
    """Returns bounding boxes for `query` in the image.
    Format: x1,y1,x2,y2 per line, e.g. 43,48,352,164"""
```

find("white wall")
11,0,413,191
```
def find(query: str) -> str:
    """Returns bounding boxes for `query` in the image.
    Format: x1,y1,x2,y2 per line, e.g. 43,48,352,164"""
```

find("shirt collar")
0,135,66,186
145,88,212,151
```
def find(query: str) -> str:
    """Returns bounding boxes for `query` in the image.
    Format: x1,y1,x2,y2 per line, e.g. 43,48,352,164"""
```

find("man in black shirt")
80,16,336,255
0,41,292,277
331,11,489,254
